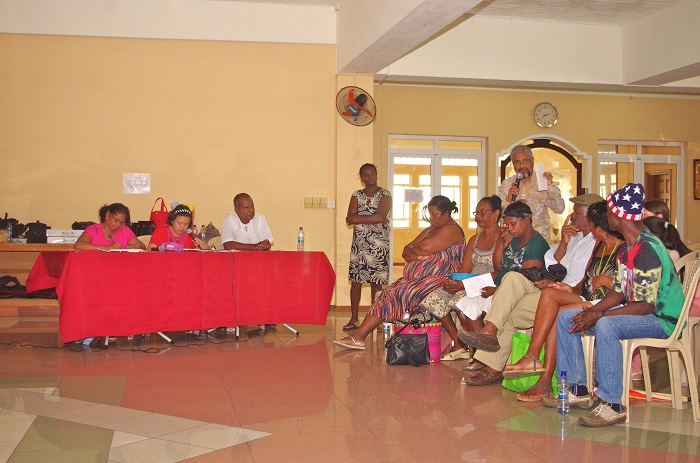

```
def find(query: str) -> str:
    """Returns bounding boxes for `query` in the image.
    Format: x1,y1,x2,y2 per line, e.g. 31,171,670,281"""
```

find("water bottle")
403,307,411,322
191,224,199,237
557,371,570,415
7,222,12,242
199,225,206,241
383,322,391,339
297,227,305,251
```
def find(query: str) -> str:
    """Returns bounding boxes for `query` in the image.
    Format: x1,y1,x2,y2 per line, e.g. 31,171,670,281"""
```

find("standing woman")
345,163,392,331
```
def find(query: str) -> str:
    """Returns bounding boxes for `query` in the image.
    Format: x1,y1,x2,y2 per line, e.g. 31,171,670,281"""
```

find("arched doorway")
497,136,591,242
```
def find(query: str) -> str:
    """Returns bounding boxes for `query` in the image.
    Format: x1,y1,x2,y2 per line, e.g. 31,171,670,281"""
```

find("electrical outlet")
312,197,321,208
320,198,328,208
304,197,313,208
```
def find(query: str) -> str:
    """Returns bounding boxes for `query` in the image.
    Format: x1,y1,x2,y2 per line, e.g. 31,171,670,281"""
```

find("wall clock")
534,102,558,128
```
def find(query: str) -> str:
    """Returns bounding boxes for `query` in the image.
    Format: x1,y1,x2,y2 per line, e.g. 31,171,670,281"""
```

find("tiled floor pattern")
0,315,698,463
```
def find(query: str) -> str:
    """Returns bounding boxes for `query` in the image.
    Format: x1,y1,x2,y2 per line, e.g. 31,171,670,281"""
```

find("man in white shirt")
458,193,603,387
221,193,274,251
544,193,602,287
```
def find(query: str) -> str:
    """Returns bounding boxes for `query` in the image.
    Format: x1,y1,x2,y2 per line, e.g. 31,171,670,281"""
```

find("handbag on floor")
385,312,432,367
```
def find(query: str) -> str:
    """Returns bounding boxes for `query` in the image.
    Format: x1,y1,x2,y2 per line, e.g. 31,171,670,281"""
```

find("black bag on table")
26,221,48,243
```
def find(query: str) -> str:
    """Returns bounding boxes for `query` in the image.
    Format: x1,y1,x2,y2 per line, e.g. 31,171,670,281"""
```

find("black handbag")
26,221,48,243
385,321,430,367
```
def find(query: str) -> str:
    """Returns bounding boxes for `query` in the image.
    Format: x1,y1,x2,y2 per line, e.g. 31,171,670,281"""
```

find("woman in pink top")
74,203,146,251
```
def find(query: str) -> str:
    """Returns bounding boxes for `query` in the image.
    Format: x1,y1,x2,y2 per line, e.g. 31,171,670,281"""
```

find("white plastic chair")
621,265,700,422
208,236,222,250
676,252,700,390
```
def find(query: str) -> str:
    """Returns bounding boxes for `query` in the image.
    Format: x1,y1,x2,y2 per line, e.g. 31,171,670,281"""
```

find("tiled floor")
0,314,698,463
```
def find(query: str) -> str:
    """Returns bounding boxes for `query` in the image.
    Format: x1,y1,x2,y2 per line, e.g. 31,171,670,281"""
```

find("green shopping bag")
501,332,557,393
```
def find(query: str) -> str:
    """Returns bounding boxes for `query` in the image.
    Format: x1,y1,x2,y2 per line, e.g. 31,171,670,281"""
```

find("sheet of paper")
461,273,496,298
534,163,548,191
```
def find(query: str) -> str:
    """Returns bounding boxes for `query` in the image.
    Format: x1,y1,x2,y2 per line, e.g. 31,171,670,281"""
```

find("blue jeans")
556,308,668,404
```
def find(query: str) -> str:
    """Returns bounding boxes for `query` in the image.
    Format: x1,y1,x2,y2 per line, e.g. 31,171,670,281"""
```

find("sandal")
333,336,366,350
342,323,359,331
516,383,552,402
502,354,546,378
441,347,471,361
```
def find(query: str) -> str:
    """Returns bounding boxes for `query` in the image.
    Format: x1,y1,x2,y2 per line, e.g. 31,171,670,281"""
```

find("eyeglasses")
109,215,126,226
512,158,533,167
472,209,494,217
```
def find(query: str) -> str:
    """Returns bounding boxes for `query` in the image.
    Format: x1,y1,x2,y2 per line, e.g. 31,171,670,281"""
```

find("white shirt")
221,212,273,248
544,232,596,286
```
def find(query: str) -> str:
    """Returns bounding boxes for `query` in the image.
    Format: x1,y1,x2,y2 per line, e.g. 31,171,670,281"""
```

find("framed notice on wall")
695,160,700,200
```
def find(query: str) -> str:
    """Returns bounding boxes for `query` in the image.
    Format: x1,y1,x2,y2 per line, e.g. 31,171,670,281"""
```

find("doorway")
388,136,486,281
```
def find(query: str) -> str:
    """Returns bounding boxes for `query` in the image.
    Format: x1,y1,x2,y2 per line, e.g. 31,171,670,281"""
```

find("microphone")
186,229,201,248
511,172,523,202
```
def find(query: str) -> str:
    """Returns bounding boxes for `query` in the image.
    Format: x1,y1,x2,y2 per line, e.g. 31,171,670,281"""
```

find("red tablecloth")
28,250,335,342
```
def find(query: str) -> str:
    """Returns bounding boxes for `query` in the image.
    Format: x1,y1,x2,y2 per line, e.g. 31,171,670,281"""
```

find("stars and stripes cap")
607,183,645,221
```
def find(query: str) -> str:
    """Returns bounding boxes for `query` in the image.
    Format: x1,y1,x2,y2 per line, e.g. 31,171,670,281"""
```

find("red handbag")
149,197,169,228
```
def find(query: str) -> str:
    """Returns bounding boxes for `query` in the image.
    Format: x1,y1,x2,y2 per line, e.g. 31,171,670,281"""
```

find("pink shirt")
84,223,136,248
148,225,196,249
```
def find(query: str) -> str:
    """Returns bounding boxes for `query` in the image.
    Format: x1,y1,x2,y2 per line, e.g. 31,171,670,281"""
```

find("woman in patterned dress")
334,196,466,350
420,195,504,360
345,164,392,331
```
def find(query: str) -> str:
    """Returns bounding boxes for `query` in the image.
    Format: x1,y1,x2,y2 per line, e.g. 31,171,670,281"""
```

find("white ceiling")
475,0,684,25
222,0,684,25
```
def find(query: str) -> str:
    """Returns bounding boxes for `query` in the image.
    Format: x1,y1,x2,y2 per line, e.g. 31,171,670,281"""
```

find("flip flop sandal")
502,354,546,378
332,336,366,350
516,383,553,402
342,323,359,331
462,369,503,386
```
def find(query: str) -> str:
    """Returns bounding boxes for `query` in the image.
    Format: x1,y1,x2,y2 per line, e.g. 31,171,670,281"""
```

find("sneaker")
541,390,598,410
578,402,627,427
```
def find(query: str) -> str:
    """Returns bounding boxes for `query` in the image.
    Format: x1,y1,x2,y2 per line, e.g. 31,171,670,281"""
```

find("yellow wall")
0,34,337,257
4,32,700,309
373,84,700,244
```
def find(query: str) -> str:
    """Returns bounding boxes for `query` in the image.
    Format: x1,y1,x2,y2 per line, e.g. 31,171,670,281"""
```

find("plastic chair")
621,265,700,422
676,252,700,390
137,234,151,247
581,334,596,391
208,236,222,250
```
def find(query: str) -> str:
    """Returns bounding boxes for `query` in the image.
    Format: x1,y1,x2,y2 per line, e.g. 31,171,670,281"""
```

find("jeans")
556,308,668,404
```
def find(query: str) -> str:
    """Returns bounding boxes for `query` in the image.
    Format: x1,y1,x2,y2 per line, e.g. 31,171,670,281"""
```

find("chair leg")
668,350,683,410
621,340,632,421
679,341,700,422
582,335,595,392
640,346,651,401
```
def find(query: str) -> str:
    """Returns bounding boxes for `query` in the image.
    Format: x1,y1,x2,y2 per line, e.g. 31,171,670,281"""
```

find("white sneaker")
578,402,627,427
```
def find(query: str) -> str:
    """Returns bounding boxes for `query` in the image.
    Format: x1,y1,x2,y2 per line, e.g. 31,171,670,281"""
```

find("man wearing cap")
498,145,565,243
457,193,602,386
547,183,684,426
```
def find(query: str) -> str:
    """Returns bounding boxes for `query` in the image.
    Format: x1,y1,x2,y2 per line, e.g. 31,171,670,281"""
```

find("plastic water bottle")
297,227,305,251
383,322,391,339
403,307,411,322
6,222,12,242
557,371,570,415
199,225,206,241
191,224,199,237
